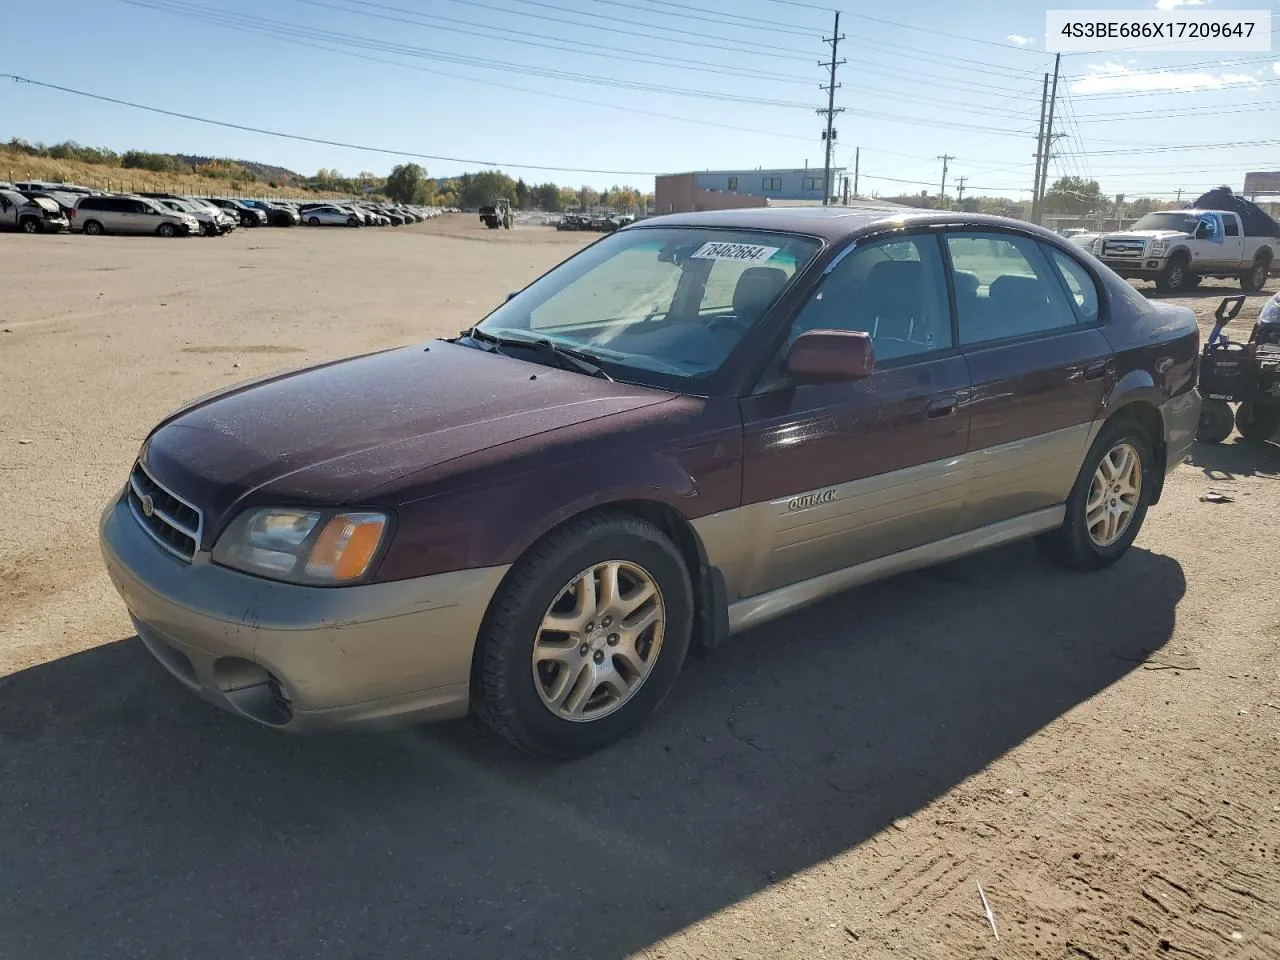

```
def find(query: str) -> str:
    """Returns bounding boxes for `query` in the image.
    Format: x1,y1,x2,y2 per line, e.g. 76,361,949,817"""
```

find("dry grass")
0,149,349,200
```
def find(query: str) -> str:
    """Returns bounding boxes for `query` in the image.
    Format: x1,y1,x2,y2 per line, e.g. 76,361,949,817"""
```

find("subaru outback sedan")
100,208,1201,758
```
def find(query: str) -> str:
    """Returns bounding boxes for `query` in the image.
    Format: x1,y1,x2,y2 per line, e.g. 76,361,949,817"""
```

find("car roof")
630,206,1074,244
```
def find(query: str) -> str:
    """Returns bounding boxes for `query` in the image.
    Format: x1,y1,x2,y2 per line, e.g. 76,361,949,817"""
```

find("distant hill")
173,155,301,182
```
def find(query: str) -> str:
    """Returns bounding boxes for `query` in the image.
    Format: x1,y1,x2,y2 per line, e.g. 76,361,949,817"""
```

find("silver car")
302,205,361,227
73,195,200,237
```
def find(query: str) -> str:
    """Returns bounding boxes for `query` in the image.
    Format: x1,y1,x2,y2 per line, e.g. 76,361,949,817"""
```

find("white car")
303,206,361,227
157,198,225,237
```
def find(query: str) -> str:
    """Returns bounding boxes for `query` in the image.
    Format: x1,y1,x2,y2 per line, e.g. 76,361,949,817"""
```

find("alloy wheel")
1086,441,1143,547
532,560,665,722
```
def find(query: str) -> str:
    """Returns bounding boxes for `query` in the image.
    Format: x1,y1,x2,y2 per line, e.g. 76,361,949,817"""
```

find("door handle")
1083,360,1111,381
926,395,959,418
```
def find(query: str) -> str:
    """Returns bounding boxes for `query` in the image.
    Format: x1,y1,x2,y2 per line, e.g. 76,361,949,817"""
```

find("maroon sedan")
100,208,1201,757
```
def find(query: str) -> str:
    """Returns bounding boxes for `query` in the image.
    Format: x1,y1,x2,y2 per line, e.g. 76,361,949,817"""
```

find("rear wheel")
1235,403,1280,442
1195,398,1235,444
1038,418,1153,571
1240,255,1271,293
473,512,693,758
82,220,104,236
1155,253,1190,294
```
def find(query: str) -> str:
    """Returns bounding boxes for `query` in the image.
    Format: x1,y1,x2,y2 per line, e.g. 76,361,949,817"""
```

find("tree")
459,170,517,208
1043,176,1103,215
534,182,562,211
515,177,532,209
385,163,427,203
559,185,580,210
579,186,599,211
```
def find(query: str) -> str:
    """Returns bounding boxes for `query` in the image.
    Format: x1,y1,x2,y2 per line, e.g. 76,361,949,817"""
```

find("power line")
598,0,824,38
1,73,663,176
284,0,817,84
442,0,815,56
118,0,815,108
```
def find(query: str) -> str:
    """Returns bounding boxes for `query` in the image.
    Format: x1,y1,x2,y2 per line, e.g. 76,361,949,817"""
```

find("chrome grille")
1101,239,1146,260
127,461,203,561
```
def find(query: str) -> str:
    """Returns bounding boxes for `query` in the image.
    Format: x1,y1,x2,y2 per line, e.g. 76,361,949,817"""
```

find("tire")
347,217,360,227
1155,253,1190,294
1195,398,1235,444
1234,403,1280,442
1240,255,1271,294
157,223,176,238
82,220,104,236
19,217,41,234
1037,418,1154,571
308,216,320,226
1185,275,1202,289
473,512,693,758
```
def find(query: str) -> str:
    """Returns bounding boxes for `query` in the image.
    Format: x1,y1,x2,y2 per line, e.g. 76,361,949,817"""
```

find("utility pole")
1033,53,1062,225
1175,188,1183,205
956,176,967,206
937,154,955,209
1031,72,1049,223
842,175,849,205
817,11,845,207
852,146,859,199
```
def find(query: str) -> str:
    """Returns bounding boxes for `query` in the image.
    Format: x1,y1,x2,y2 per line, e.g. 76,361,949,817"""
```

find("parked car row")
555,212,635,233
0,179,450,237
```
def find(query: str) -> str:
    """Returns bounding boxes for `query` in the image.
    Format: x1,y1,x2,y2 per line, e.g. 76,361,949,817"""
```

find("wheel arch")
1100,395,1167,504
475,497,728,679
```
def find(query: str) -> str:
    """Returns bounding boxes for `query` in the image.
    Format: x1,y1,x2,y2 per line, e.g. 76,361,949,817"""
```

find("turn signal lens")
304,513,388,581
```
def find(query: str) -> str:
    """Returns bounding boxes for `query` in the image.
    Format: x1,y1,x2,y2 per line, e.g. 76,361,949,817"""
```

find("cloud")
1071,62,1260,93
1006,34,1035,46
1155,0,1210,9
1274,62,1280,76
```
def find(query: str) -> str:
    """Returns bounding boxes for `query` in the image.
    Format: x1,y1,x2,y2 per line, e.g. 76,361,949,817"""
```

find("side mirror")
785,329,875,382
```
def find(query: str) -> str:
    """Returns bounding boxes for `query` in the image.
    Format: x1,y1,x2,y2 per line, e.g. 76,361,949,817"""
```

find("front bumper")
1162,388,1201,474
1099,258,1164,279
99,494,509,731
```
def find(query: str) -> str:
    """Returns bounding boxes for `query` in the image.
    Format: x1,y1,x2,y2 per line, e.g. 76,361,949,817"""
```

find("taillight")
68,209,76,218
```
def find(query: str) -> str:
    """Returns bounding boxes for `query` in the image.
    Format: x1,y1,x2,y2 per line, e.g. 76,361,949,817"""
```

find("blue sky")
3,0,1277,198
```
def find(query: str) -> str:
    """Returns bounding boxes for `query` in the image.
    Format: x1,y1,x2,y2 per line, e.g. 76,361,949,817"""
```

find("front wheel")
1155,255,1190,294
157,223,176,238
1196,398,1235,444
347,217,360,227
1037,419,1153,571
473,512,693,758
1235,403,1280,442
1240,257,1271,293
308,216,320,226
20,217,41,234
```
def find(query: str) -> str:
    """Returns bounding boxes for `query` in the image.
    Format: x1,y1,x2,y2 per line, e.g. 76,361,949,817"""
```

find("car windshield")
1132,212,1199,233
473,227,821,384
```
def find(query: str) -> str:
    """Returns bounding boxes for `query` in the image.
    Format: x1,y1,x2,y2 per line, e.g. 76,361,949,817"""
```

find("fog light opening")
213,657,294,727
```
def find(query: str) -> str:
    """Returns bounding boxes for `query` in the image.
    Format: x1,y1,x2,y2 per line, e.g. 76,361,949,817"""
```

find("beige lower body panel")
697,422,1093,608
724,505,1065,634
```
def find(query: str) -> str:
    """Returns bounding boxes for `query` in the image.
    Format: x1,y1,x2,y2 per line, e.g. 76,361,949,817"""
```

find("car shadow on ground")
1188,437,1280,482
0,543,1185,960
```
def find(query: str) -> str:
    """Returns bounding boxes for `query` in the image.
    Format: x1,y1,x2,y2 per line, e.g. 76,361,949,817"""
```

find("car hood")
1103,230,1188,242
141,340,675,537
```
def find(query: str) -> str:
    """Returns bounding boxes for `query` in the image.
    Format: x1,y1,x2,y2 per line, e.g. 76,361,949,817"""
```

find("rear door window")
1042,245,1102,324
944,232,1079,346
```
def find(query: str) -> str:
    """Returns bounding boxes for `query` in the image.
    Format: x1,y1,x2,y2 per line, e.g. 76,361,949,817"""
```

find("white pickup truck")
1091,209,1275,294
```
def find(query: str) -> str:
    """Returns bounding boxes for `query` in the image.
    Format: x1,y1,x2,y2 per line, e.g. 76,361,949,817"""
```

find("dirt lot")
1,219,1278,960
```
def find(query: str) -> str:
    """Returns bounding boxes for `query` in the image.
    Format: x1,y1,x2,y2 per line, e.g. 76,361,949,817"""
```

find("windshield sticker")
690,241,781,264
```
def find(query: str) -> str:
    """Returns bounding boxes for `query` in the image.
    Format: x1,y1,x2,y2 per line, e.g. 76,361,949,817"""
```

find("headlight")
212,507,390,585
1149,241,1168,256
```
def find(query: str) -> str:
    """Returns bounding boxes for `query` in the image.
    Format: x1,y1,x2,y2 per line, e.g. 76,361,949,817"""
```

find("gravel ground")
1,219,1278,960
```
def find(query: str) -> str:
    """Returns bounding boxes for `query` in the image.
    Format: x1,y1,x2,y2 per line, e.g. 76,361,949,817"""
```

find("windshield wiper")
465,327,614,381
